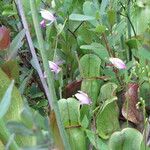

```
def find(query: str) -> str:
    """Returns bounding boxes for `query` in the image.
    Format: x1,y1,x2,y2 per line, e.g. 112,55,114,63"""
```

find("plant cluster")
0,0,150,150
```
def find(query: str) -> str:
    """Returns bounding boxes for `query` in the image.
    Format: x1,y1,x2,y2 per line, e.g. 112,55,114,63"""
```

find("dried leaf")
63,80,82,98
0,26,10,50
122,83,143,124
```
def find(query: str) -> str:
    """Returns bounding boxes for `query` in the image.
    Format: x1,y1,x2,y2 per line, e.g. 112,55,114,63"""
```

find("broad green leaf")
80,54,101,107
109,128,143,150
67,128,86,150
96,97,120,139
79,54,101,78
69,14,95,21
0,80,14,119
83,1,99,17
80,43,109,59
7,29,26,60
78,28,93,44
98,82,118,102
86,130,108,150
83,1,99,26
58,98,80,127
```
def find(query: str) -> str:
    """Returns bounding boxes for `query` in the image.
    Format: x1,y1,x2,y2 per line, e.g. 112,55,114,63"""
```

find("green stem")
125,70,129,127
0,119,19,150
127,0,132,61
29,1,71,149
127,0,131,39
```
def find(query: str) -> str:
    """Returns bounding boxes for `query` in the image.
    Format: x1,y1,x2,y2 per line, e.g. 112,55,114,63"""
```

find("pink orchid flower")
44,61,61,78
109,57,126,69
40,9,56,27
48,61,61,74
75,91,92,105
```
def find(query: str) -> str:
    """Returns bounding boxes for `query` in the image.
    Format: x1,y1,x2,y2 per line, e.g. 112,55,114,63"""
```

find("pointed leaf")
7,29,26,60
0,80,14,119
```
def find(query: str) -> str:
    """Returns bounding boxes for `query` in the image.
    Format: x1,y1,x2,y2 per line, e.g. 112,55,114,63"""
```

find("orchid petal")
40,9,56,21
109,57,126,69
48,61,61,74
75,91,92,105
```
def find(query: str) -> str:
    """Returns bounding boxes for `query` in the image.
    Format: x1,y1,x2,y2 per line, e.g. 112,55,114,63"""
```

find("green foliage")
80,54,101,108
1,0,150,149
86,129,108,150
96,83,119,139
69,14,95,21
0,80,14,119
0,68,23,121
7,29,26,60
58,98,80,127
96,97,120,139
58,98,87,149
80,43,109,60
109,128,143,150
107,9,116,27
67,128,87,150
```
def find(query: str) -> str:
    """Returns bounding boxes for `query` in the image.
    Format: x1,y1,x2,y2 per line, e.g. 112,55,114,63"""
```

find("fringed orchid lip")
109,57,126,70
75,91,92,105
40,20,46,28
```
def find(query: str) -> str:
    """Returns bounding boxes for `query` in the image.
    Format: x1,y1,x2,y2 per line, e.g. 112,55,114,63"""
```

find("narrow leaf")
0,80,14,119
7,29,26,60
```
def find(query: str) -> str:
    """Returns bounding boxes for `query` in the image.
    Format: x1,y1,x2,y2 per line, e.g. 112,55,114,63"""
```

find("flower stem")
16,0,52,106
29,1,71,149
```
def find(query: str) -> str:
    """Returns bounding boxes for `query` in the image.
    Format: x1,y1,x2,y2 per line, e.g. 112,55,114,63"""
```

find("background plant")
0,0,150,150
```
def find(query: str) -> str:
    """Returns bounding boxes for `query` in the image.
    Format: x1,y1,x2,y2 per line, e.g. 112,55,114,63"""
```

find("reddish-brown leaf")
0,26,10,50
122,83,143,124
63,80,82,98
